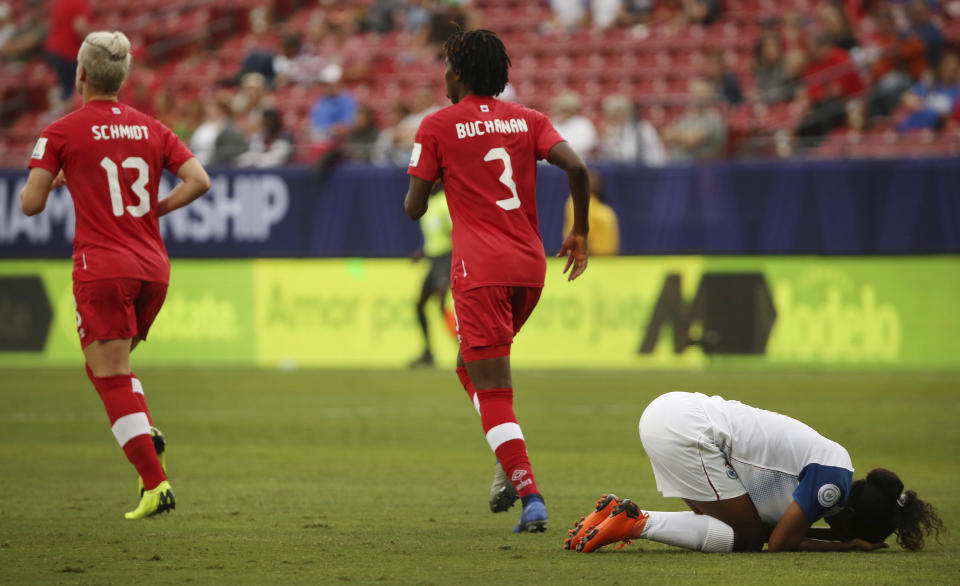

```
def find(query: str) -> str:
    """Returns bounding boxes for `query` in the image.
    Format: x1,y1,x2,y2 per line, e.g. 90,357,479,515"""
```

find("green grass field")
1,368,958,584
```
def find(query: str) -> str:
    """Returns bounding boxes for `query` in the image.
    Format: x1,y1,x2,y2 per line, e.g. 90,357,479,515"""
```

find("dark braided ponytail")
441,28,511,97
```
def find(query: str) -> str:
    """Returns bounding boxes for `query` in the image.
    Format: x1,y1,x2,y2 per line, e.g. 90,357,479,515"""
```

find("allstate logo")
725,464,738,480
818,484,841,508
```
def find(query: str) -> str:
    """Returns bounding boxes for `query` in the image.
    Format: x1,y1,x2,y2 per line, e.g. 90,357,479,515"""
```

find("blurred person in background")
597,94,666,165
552,91,598,160
0,0,46,64
395,86,442,151
236,108,293,167
817,2,858,51
307,64,357,160
859,5,927,117
705,50,743,105
271,34,314,87
794,33,864,146
563,169,619,256
343,104,381,162
374,101,413,165
566,392,945,554
409,182,455,368
751,35,799,105
45,0,91,108
906,0,943,67
190,97,247,166
233,72,273,136
897,52,960,132
549,0,624,31
0,3,14,51
20,30,210,520
663,78,728,161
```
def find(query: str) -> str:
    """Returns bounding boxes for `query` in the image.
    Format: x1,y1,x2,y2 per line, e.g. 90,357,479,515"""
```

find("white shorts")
638,392,747,502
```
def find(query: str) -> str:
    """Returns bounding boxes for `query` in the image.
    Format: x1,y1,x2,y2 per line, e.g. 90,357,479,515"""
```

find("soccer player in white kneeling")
565,392,945,553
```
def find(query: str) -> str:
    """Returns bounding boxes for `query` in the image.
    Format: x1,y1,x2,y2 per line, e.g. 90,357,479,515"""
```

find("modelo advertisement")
0,257,957,370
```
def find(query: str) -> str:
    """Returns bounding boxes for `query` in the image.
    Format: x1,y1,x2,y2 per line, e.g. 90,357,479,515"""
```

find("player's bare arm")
19,167,57,216
547,141,589,281
768,500,887,552
156,157,211,217
404,175,434,220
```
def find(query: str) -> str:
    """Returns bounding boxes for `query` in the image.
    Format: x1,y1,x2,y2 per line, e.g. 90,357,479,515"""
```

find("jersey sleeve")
532,109,565,161
160,123,195,173
408,116,440,182
27,123,66,175
793,463,853,523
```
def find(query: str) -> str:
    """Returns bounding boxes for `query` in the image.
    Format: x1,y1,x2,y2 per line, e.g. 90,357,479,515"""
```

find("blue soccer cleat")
513,497,548,533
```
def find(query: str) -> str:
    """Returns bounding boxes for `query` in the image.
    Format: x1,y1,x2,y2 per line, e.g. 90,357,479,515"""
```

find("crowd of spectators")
0,0,957,166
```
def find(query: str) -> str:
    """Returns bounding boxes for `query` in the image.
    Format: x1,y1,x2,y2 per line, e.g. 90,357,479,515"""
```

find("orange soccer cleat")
576,499,649,553
563,493,622,550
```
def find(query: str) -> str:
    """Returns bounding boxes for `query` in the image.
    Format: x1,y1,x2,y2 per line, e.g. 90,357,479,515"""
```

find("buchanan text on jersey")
455,118,530,139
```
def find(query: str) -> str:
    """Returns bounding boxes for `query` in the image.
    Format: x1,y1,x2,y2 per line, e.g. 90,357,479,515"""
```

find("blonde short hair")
77,31,132,94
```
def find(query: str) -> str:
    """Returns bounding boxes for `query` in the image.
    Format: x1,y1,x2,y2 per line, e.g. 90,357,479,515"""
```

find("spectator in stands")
343,104,380,162
860,6,927,117
794,33,864,145
817,2,858,52
374,101,413,165
906,0,943,67
222,6,276,86
233,72,273,136
0,3,13,52
44,0,91,106
308,63,357,158
272,34,308,87
563,170,619,256
395,86,441,149
190,97,247,166
552,91,599,160
597,93,667,165
0,0,46,63
705,51,743,104
236,108,293,168
897,52,960,132
681,0,721,26
751,35,799,104
663,78,728,161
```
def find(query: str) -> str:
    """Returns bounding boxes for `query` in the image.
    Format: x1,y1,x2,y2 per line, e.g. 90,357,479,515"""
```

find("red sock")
86,364,165,490
455,366,480,415
476,387,540,498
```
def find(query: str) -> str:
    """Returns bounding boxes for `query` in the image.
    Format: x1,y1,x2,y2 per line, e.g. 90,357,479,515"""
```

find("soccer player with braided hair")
565,392,946,553
21,31,210,519
405,28,590,533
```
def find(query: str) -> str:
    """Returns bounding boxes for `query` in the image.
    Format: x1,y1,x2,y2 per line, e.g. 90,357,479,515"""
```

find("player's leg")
410,272,435,367
77,279,172,518
459,286,546,532
580,392,750,552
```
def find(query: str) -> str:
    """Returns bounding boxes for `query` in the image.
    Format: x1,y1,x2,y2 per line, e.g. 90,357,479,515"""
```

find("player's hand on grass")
557,232,588,281
847,539,889,552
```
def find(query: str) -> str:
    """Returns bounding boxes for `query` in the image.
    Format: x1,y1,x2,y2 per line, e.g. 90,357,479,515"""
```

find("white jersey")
639,392,853,525
697,394,853,523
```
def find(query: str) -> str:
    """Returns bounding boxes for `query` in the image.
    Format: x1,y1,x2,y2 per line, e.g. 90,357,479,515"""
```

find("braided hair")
441,28,511,97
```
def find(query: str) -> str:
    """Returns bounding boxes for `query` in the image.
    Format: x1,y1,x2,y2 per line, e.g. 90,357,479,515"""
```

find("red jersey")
28,100,194,284
44,0,92,60
408,95,564,291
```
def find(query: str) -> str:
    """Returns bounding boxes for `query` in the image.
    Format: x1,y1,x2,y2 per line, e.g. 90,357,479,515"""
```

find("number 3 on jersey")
483,147,520,211
100,156,150,217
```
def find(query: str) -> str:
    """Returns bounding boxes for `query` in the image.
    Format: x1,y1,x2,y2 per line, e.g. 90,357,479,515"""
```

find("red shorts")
73,279,168,349
453,285,542,363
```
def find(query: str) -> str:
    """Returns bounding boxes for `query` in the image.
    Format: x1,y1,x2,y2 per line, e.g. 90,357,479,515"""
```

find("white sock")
639,511,735,553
